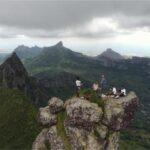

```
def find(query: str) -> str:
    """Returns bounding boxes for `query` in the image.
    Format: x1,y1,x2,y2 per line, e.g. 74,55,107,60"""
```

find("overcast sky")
0,0,150,57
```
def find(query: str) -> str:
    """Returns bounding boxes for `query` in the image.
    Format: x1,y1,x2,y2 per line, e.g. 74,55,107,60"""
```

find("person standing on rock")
100,74,108,94
75,77,82,97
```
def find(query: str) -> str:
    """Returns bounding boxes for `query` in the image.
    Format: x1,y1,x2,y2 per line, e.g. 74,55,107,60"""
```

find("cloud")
0,1,150,39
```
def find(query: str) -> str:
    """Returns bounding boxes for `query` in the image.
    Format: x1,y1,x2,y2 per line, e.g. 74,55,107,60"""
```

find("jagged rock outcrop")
0,52,28,89
48,97,64,114
102,92,138,131
32,97,64,150
0,52,48,106
65,98,102,129
37,106,57,127
32,92,139,150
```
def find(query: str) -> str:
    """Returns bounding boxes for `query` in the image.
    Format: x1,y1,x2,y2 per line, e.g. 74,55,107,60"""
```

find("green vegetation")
57,111,71,150
0,88,41,150
23,44,150,149
120,129,150,150
79,88,105,111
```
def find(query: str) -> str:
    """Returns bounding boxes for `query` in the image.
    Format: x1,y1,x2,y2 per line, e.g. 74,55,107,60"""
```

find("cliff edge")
32,92,139,150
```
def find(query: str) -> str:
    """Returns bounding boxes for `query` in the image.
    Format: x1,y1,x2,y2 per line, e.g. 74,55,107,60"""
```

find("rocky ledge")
32,92,139,150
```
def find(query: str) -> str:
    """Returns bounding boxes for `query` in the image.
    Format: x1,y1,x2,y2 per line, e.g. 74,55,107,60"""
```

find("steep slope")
0,52,10,64
0,88,41,149
0,52,48,106
14,45,42,60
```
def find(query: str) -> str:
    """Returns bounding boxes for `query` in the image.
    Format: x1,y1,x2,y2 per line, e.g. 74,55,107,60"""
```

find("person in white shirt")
108,86,117,98
76,80,81,88
112,86,117,95
75,77,82,97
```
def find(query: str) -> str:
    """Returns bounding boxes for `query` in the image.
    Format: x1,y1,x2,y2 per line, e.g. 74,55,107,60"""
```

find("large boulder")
65,98,103,129
48,97,64,114
47,126,64,150
106,132,120,150
32,129,49,150
37,106,57,127
32,126,64,150
33,93,139,150
102,92,139,131
65,125,103,150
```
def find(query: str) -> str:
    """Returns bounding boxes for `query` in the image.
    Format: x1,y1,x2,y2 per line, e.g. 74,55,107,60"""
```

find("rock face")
48,97,64,114
0,52,28,89
102,92,139,131
37,106,57,127
32,92,139,150
0,52,48,106
32,97,64,150
65,98,102,129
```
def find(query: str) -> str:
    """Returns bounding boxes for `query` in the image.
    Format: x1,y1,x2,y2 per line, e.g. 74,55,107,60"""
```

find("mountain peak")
1,52,28,76
98,48,124,61
5,52,23,64
15,45,29,50
106,48,113,52
14,45,42,59
0,52,28,89
55,41,63,47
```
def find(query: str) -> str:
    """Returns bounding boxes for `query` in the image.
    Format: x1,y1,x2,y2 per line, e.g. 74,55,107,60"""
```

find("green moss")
0,88,41,150
56,111,71,150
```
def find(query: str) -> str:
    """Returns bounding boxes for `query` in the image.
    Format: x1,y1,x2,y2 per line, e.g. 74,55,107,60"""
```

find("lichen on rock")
37,106,57,127
48,97,64,114
32,92,138,150
65,98,103,129
102,92,139,131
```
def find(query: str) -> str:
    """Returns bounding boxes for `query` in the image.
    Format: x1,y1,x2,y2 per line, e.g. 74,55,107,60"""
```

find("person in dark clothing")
100,74,108,94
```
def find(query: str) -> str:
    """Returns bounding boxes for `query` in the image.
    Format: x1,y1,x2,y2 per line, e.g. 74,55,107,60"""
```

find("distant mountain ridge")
24,41,92,73
97,48,124,61
14,45,42,59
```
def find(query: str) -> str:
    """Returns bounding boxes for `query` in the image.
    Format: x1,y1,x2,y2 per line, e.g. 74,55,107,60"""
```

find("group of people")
75,75,127,99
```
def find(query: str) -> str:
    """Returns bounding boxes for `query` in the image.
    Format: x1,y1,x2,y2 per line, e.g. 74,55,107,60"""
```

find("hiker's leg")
77,87,81,97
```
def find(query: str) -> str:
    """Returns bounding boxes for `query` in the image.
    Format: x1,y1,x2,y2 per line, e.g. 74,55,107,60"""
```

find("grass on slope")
120,128,150,150
57,111,71,150
0,88,41,150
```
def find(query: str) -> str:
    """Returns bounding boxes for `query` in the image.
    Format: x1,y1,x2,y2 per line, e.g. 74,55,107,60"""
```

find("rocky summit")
0,52,48,106
32,92,138,150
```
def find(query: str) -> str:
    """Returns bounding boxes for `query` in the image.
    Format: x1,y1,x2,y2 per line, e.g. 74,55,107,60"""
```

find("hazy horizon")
0,1,150,57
